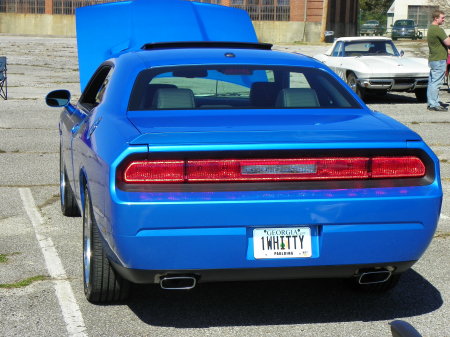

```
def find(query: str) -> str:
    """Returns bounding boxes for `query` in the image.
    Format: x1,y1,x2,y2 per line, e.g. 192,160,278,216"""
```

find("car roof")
113,44,321,71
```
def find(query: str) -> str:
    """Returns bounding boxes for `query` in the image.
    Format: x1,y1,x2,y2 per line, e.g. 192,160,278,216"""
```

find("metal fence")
229,0,290,21
0,0,45,14
52,0,116,14
0,0,291,20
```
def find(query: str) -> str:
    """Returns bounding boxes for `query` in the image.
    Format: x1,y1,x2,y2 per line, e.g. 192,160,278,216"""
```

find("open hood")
75,0,257,91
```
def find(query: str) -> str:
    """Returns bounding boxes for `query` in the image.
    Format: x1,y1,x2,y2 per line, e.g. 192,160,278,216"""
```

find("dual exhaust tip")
160,275,197,290
159,268,394,290
358,269,393,285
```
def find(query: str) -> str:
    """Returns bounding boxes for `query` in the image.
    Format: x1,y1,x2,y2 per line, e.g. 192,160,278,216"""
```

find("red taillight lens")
186,158,369,182
121,156,426,184
371,156,426,178
123,160,184,183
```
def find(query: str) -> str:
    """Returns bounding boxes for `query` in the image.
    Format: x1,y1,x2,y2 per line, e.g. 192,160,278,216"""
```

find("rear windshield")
128,65,362,110
394,20,414,27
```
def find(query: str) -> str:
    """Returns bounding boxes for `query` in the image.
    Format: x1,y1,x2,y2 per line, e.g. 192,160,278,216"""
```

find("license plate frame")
253,227,312,259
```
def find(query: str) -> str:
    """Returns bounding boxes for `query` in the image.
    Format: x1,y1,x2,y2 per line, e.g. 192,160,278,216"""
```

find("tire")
414,88,427,103
83,185,130,303
346,72,366,100
350,273,401,292
60,146,81,217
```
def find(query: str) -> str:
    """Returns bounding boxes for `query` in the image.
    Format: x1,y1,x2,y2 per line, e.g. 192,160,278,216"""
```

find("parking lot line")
19,188,87,337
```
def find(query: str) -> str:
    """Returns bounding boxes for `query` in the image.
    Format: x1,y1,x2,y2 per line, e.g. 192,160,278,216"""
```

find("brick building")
0,0,359,43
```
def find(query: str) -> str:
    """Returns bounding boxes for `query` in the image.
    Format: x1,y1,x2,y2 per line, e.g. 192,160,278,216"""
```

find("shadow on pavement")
126,269,442,328
363,88,450,105
364,92,420,104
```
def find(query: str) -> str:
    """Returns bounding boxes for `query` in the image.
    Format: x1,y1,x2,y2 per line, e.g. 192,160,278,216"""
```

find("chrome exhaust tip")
160,276,197,290
358,270,392,285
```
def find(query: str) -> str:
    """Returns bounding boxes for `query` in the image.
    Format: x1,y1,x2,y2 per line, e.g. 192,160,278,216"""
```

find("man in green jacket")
427,10,450,111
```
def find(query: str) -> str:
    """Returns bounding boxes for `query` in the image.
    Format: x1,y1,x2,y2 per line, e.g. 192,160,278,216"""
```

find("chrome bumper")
358,78,428,91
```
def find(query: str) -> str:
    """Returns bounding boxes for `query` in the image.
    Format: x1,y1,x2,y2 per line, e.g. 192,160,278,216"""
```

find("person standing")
427,10,450,111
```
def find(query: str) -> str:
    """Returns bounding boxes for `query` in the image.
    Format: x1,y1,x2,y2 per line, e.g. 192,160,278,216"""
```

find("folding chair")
0,57,7,100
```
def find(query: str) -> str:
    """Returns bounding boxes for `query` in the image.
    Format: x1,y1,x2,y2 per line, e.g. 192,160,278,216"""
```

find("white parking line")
19,188,87,337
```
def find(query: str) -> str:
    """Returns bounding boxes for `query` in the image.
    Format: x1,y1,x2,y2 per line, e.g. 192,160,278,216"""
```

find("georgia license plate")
253,227,312,259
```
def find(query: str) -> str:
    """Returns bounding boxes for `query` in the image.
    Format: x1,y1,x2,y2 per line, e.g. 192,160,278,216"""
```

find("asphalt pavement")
0,36,449,337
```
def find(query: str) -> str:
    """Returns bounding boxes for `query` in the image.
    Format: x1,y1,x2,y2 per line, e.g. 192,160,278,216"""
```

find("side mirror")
400,50,405,57
46,89,71,107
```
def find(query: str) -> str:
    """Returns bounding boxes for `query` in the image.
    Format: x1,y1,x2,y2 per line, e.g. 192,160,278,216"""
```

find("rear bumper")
112,261,416,284
99,144,442,283
101,185,441,278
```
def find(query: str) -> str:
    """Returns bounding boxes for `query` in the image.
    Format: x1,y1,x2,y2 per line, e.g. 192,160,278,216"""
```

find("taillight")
121,156,426,184
123,160,184,183
371,156,426,178
186,158,369,182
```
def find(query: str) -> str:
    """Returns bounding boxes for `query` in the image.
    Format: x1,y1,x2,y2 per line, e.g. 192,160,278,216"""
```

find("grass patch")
434,232,450,239
0,275,48,289
0,252,21,263
38,194,60,211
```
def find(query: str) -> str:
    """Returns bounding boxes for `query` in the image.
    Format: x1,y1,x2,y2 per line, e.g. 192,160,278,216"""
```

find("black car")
391,19,419,40
360,20,385,36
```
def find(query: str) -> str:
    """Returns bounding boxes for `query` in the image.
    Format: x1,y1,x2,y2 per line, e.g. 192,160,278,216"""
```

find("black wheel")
350,273,401,292
83,185,130,303
346,72,366,100
414,88,427,103
60,145,81,217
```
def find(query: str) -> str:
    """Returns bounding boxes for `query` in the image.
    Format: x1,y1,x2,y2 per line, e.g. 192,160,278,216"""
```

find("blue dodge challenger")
46,0,442,303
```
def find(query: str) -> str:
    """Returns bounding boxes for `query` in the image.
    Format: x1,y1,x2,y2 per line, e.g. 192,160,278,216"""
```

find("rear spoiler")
75,0,258,91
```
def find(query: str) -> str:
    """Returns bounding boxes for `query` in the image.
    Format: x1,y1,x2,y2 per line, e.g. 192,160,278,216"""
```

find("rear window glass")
394,20,414,27
128,65,362,110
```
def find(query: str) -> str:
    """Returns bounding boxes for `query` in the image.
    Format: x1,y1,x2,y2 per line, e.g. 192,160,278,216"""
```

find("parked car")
391,19,420,40
314,36,429,101
46,0,442,304
360,20,385,36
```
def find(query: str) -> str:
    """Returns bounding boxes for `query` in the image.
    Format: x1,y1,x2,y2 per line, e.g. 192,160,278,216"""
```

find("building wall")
254,21,322,43
0,13,75,36
0,13,323,43
389,0,450,26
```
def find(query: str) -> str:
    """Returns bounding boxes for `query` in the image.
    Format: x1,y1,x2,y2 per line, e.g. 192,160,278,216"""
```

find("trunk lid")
127,109,421,147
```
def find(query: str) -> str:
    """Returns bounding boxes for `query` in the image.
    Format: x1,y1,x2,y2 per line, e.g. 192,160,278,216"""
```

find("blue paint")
76,0,257,90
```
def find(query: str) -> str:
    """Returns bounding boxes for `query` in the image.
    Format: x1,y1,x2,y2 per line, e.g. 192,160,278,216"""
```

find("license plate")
253,227,312,259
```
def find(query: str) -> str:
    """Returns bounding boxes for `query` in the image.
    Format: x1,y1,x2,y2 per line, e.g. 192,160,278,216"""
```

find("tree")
360,0,394,26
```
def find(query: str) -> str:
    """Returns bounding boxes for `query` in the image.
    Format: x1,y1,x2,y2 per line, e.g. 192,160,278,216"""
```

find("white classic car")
314,37,429,101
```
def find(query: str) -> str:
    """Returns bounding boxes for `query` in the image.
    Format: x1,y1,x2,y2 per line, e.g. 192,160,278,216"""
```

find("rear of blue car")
47,0,442,305
101,53,442,295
